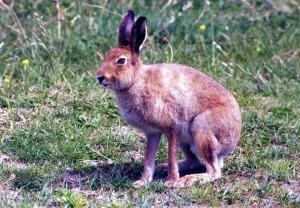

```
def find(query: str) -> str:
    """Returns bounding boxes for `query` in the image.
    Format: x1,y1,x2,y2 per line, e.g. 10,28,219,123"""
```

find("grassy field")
0,0,299,207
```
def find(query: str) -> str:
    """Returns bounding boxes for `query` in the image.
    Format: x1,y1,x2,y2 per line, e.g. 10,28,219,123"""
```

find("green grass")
1,0,299,207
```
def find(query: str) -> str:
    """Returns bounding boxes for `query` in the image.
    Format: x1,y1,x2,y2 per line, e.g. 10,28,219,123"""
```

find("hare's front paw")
164,179,176,187
163,174,180,188
132,179,148,188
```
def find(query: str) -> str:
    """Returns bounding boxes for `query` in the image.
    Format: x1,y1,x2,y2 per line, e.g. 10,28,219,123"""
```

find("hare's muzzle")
97,76,105,84
97,75,110,88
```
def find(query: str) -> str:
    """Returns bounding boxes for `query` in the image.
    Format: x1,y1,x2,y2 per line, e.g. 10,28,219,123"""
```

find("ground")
0,0,299,207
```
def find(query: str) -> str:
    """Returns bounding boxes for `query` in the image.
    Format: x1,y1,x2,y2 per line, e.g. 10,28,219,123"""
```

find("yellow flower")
199,25,206,31
22,59,29,65
4,78,10,83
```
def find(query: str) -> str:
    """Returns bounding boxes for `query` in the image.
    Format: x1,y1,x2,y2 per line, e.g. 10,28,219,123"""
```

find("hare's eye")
116,57,127,65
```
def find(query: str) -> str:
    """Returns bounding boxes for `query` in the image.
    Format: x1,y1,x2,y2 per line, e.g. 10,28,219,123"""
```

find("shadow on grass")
8,160,209,192
84,161,207,190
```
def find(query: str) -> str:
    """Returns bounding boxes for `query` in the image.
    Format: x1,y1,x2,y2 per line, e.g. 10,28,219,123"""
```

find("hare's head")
96,10,147,91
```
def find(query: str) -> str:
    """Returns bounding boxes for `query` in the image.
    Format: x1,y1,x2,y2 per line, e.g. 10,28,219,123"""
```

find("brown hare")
96,10,242,188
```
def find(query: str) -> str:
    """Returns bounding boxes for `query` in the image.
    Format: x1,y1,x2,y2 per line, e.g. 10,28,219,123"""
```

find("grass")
0,0,299,207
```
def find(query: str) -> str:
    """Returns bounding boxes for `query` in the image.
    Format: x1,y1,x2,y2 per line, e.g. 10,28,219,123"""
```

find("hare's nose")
97,76,105,84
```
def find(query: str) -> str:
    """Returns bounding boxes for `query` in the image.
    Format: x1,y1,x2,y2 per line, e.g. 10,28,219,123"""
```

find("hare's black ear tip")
136,16,147,24
127,10,135,16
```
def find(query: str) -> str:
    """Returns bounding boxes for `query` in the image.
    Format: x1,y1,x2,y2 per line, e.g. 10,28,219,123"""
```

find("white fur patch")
139,25,147,52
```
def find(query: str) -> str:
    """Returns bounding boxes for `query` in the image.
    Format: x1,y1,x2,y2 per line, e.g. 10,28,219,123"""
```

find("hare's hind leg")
156,141,204,173
173,121,222,188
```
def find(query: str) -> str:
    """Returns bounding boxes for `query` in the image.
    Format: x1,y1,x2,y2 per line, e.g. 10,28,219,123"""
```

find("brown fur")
96,10,242,188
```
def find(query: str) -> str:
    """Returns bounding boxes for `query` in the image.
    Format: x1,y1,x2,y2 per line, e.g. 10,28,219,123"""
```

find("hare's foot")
164,179,176,187
173,173,219,188
132,179,149,188
163,174,180,187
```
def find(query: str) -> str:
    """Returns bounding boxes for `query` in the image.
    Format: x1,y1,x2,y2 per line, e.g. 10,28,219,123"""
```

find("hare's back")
143,63,230,98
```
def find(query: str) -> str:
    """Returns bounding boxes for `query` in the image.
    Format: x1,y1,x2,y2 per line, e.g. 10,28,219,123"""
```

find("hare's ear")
130,16,147,55
118,10,135,47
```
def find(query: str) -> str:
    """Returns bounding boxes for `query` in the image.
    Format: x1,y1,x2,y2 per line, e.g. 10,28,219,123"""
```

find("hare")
96,10,242,188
